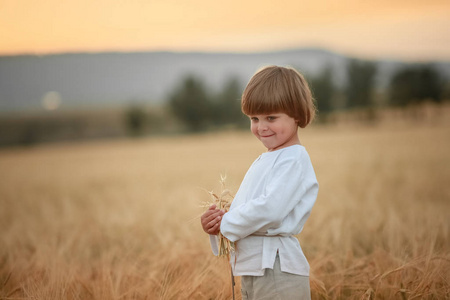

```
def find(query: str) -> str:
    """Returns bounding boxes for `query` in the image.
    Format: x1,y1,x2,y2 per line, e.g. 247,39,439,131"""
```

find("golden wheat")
202,175,235,258
0,115,449,299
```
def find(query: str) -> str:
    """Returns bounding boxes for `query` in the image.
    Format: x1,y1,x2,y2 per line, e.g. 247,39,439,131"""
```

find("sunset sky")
1,0,449,61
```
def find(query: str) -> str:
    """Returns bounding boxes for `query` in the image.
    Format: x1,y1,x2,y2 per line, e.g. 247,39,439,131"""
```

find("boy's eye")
250,117,258,121
267,116,277,121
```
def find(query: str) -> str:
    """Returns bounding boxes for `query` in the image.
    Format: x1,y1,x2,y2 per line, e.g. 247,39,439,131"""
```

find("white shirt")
210,145,318,276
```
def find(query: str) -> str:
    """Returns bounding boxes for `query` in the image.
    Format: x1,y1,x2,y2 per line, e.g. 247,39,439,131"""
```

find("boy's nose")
258,122,268,131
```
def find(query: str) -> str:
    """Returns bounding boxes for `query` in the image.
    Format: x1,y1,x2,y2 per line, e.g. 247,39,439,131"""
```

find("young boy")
201,65,318,299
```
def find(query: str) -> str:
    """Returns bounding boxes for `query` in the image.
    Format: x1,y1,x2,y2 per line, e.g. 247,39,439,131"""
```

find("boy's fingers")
209,221,220,234
204,215,221,232
207,215,221,229
200,205,225,233
201,209,218,223
205,210,221,222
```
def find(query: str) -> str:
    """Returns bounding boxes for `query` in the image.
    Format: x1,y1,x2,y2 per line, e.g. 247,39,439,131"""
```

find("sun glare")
41,91,62,111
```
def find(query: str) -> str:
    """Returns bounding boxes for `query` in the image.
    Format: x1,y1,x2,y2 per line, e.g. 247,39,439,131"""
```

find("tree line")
144,59,447,133
125,76,248,135
2,59,446,147
312,60,447,118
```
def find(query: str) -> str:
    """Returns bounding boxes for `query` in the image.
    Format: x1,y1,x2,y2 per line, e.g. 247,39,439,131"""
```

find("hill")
1,48,449,112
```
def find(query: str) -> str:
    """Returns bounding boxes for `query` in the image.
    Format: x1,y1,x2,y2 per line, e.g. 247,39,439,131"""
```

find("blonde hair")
241,65,316,128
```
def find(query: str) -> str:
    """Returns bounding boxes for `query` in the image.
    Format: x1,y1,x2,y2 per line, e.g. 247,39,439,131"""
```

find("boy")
201,65,318,299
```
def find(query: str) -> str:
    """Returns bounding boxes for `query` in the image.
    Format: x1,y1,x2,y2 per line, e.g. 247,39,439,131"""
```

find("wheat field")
0,118,449,299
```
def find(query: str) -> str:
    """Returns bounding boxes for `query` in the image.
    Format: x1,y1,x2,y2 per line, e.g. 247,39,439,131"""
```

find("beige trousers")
240,254,311,300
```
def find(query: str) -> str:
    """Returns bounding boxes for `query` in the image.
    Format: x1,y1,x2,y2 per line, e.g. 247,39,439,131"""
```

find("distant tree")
345,59,377,109
168,75,212,132
125,105,147,136
389,64,444,106
310,65,335,121
19,121,40,146
212,77,247,127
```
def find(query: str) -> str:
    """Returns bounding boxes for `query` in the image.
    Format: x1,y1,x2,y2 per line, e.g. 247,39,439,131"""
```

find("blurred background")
0,0,449,146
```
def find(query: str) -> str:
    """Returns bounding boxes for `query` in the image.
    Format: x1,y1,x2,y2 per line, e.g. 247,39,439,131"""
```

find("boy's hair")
241,65,316,128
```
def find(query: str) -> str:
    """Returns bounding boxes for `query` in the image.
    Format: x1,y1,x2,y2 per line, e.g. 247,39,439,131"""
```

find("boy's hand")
201,204,225,235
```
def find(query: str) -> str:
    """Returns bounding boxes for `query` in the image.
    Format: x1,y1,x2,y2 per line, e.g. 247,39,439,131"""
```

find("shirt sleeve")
220,154,317,242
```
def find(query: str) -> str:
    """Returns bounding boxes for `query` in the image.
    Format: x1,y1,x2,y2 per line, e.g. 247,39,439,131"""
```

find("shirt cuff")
209,235,219,256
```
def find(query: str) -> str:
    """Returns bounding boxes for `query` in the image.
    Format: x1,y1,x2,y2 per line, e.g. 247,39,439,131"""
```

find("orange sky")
1,0,449,61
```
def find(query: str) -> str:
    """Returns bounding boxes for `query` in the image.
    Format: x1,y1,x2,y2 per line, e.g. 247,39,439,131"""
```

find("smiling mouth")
260,134,274,138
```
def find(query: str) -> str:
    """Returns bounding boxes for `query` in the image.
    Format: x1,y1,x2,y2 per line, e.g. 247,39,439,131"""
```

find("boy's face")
248,113,300,152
